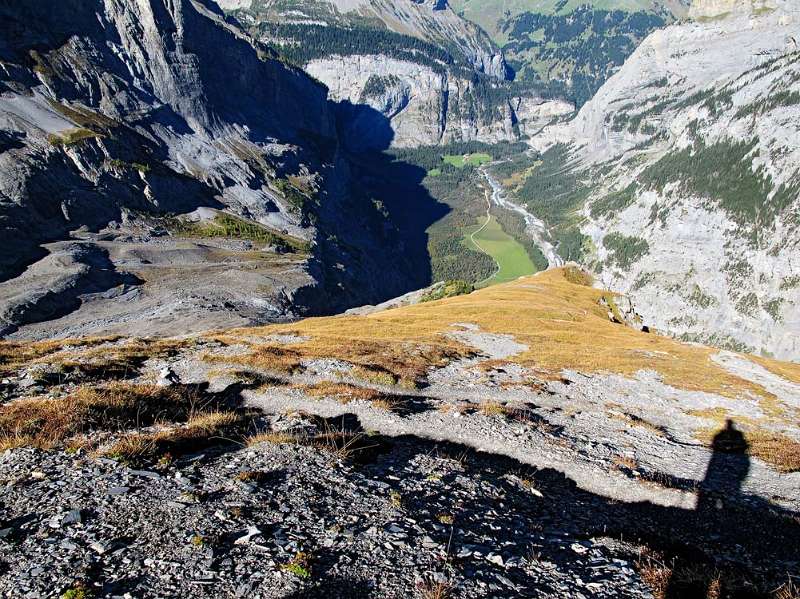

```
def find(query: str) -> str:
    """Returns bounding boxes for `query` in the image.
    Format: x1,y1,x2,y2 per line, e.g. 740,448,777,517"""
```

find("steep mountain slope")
520,0,800,359
1,267,798,596
0,0,439,339
227,0,510,78
450,0,691,107
222,0,573,147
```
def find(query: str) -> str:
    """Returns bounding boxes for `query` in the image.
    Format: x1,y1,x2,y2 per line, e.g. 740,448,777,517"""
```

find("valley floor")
464,215,537,287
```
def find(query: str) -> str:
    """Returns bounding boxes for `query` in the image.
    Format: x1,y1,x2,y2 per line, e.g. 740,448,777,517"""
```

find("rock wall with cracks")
0,0,436,338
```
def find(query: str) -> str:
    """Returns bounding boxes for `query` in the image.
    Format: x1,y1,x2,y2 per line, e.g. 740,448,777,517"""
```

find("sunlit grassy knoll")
229,268,798,405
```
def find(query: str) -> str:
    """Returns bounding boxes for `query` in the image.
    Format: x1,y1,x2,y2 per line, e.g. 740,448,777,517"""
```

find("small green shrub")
273,178,313,214
281,552,312,579
61,585,93,599
421,280,473,302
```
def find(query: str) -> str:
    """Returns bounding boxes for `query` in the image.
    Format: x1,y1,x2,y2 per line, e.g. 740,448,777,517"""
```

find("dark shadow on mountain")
0,130,26,152
294,100,449,314
334,100,395,154
319,413,800,598
660,420,755,599
282,576,377,599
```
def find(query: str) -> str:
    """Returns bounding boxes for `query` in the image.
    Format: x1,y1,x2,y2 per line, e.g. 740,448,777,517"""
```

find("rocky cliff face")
0,0,429,338
223,0,573,147
532,0,800,360
307,55,573,148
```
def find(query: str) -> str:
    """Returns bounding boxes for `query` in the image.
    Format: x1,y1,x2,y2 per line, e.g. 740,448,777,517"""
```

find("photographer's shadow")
665,419,751,598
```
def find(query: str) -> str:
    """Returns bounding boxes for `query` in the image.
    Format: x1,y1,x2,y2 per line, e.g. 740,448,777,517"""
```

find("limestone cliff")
531,0,800,360
222,0,573,147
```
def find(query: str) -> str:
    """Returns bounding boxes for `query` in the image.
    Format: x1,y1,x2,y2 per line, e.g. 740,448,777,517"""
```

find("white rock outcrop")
307,55,572,147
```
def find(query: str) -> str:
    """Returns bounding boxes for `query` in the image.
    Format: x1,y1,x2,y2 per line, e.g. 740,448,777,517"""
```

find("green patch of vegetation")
391,142,524,285
687,284,716,309
701,88,734,117
463,215,537,287
510,144,590,264
282,562,311,579
736,90,800,119
246,20,468,77
497,7,666,108
734,292,760,317
590,183,637,219
492,207,549,271
421,280,474,302
779,275,800,291
48,100,118,131
108,159,151,173
764,298,784,322
61,586,93,599
443,153,493,169
603,232,649,270
359,74,401,101
631,271,655,291
48,128,102,147
273,178,315,215
171,213,309,253
638,138,794,229
678,332,754,354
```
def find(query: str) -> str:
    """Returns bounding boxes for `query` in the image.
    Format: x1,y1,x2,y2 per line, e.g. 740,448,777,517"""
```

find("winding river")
480,168,564,270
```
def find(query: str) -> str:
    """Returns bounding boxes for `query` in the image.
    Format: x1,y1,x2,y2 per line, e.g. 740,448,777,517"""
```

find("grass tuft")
0,383,196,451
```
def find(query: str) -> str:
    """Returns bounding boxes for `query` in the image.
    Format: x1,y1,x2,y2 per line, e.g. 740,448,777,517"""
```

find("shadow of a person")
697,419,750,512
664,419,751,598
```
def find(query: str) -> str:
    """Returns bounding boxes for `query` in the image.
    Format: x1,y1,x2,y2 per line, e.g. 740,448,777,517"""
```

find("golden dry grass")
749,355,800,386
695,424,800,473
0,336,190,382
247,431,302,446
104,411,244,462
225,268,789,406
635,552,673,599
0,336,120,376
775,579,800,599
299,381,384,403
418,580,453,599
0,383,196,450
479,401,508,417
296,381,403,411
738,430,800,473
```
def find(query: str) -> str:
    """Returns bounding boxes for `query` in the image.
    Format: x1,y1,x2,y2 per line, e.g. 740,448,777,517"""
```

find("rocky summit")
1,1,799,598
